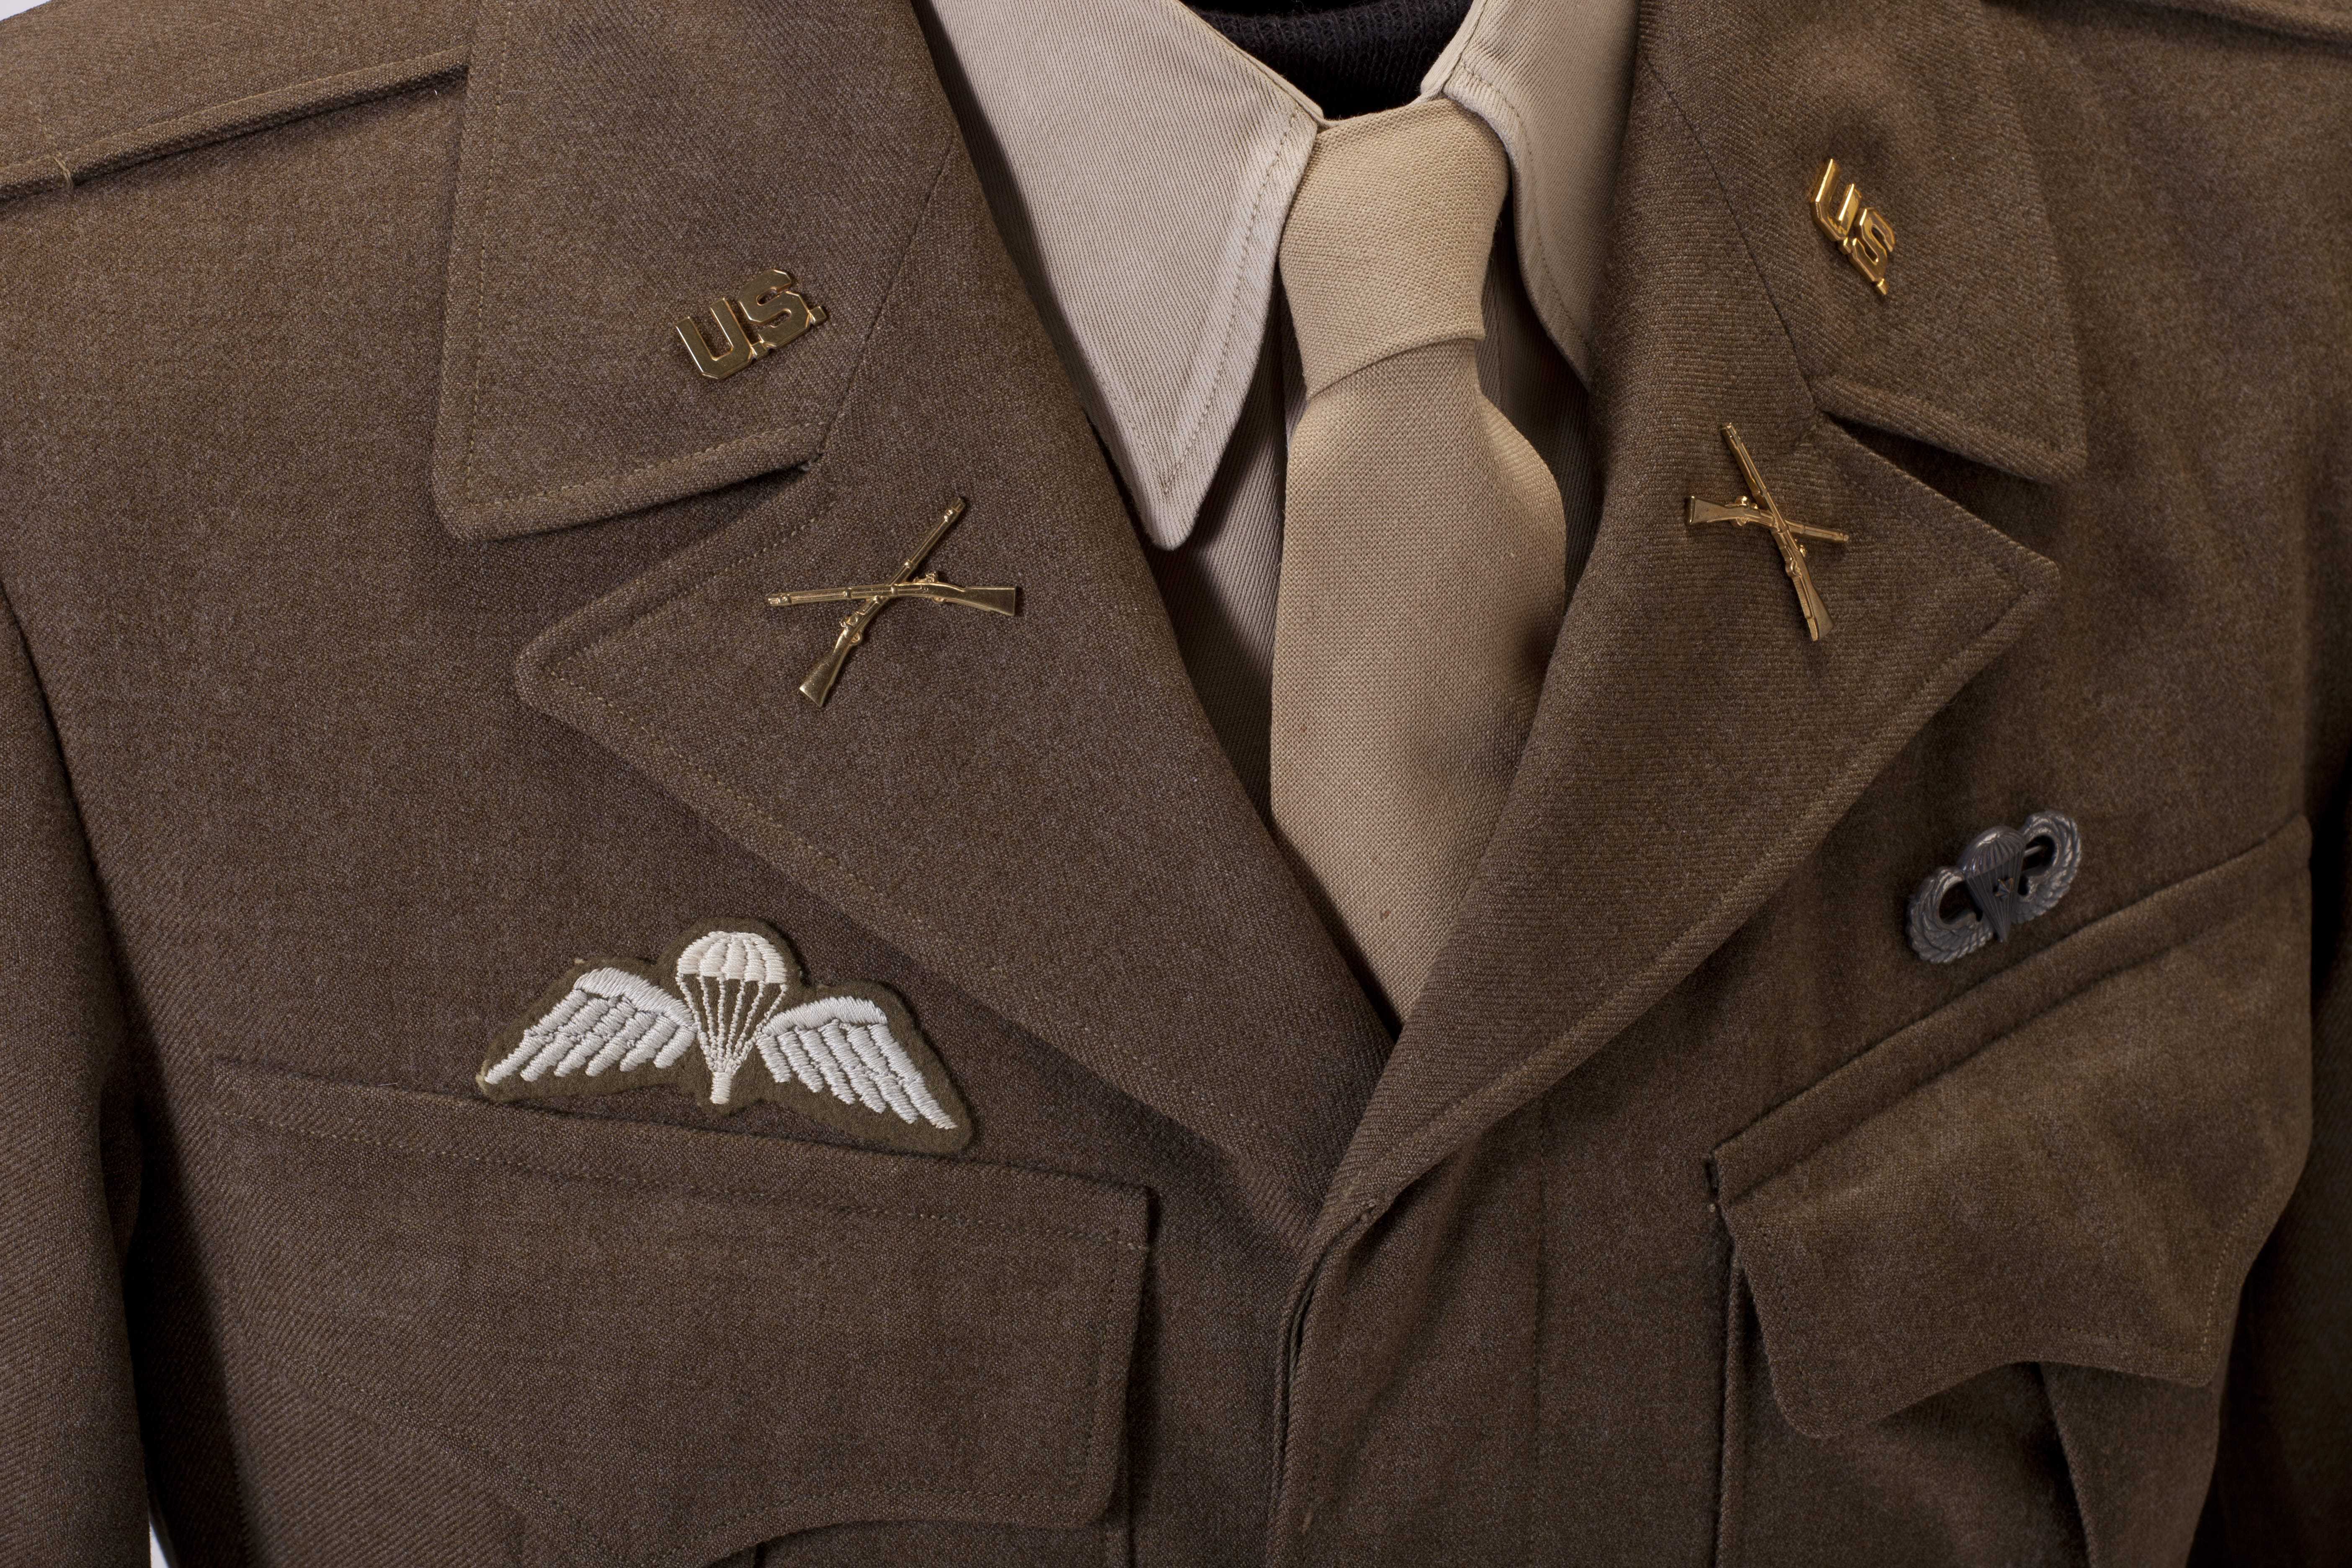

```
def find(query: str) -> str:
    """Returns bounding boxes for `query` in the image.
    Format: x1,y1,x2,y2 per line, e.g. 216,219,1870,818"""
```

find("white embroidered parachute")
476,922,968,1151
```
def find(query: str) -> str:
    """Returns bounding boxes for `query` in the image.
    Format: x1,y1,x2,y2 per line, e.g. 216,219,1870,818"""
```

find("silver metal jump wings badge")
1906,812,2083,965
478,920,971,1154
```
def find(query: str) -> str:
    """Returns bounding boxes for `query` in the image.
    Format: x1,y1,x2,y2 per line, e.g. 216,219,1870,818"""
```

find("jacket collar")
1650,0,2087,485
436,0,2082,1245
428,0,2081,535
429,0,952,540
444,0,1390,1240
1311,0,2081,1246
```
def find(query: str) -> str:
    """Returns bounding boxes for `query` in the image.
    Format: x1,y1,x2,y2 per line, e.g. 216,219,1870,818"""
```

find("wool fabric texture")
2,0,2347,1562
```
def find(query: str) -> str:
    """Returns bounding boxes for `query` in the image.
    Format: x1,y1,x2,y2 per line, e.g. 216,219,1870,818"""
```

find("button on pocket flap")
1712,821,2311,1441
202,1061,1150,1568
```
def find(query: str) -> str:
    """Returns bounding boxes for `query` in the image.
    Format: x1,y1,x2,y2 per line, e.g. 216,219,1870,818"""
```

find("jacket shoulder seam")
0,46,466,205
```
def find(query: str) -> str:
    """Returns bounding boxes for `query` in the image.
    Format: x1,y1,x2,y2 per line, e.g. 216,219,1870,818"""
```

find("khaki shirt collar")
916,0,1640,548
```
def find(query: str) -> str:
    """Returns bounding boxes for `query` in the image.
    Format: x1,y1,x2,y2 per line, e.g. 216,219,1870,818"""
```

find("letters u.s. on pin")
1811,158,1896,296
675,267,826,380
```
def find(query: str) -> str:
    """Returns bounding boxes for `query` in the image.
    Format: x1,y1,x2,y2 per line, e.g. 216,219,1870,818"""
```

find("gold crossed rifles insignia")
1687,425,1851,642
766,497,1021,706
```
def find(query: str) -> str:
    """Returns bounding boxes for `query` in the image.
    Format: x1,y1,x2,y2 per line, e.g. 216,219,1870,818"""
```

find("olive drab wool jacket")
2,0,2347,1563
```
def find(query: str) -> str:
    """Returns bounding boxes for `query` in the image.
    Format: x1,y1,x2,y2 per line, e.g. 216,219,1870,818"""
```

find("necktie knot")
1279,97,1510,400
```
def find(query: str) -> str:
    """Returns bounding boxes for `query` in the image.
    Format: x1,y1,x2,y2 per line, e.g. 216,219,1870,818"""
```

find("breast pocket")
194,1060,1149,1568
1710,818,2311,1568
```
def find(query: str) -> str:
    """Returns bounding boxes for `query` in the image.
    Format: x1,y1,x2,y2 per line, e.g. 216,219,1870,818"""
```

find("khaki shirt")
919,0,1624,800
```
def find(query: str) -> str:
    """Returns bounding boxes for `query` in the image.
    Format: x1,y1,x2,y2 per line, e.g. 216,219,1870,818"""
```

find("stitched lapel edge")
1306,8,2071,1251
428,0,953,540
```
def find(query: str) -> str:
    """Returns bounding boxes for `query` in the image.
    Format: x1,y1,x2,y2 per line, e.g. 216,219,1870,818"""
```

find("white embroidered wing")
754,994,959,1131
480,967,701,1090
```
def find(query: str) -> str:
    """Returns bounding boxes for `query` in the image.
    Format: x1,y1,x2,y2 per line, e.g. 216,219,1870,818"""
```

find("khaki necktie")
1270,98,1567,1016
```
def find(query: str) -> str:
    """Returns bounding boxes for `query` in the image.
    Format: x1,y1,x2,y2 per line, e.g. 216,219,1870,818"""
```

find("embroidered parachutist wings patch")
477,920,970,1154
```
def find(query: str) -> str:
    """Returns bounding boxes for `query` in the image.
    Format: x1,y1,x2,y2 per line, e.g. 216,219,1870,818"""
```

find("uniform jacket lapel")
433,0,1389,1235
1317,0,2084,1245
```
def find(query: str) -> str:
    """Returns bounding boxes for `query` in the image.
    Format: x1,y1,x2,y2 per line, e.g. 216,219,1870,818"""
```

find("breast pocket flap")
202,1060,1151,1568
1713,820,2311,1441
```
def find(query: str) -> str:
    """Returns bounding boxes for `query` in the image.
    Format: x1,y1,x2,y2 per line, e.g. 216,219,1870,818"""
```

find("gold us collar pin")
1687,425,1851,642
766,496,1021,707
676,267,827,381
1811,158,1895,297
